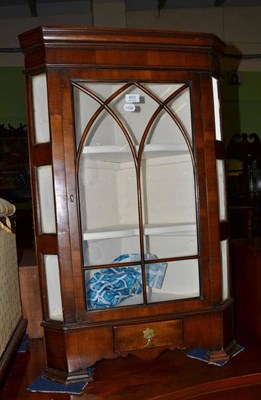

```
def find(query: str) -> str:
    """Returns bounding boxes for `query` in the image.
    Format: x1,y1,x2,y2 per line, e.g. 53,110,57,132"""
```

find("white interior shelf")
119,291,200,306
83,144,189,162
83,222,196,240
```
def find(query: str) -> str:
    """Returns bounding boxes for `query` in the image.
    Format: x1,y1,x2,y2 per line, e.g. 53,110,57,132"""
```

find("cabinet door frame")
58,68,222,323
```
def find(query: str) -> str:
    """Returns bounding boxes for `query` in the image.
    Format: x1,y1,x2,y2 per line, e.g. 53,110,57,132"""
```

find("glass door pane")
74,82,142,310
74,80,200,310
146,260,200,303
139,83,199,303
75,84,140,267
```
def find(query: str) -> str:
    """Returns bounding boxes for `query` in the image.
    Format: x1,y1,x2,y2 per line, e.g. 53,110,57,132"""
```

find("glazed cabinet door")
65,72,213,320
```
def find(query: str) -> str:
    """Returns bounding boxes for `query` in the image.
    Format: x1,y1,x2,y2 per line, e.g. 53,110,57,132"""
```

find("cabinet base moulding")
41,303,237,384
206,340,244,363
43,367,93,385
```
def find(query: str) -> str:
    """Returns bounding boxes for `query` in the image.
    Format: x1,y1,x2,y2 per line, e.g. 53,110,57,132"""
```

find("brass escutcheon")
143,327,155,347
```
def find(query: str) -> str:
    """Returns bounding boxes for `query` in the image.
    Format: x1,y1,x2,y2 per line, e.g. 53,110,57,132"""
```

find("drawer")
114,319,182,352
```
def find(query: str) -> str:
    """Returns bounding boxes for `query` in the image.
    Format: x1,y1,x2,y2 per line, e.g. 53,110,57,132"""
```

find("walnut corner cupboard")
19,26,240,383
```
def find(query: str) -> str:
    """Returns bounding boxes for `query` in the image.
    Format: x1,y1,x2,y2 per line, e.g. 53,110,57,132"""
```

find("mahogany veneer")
19,26,239,383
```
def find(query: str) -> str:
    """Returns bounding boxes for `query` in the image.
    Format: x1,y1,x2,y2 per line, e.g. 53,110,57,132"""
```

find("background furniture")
226,133,261,238
0,124,33,249
19,26,239,383
1,336,261,399
19,248,43,339
231,238,261,344
0,198,27,382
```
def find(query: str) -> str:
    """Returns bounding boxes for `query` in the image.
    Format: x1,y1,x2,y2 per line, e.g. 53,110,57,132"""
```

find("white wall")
1,2,261,71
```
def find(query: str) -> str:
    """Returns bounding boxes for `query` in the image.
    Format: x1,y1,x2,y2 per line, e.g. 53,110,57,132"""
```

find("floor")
0,336,261,399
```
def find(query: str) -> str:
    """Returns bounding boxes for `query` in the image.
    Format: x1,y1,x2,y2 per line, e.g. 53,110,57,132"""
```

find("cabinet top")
19,25,225,51
18,26,225,72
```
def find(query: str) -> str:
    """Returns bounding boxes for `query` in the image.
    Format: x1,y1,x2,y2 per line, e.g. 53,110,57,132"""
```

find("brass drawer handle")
143,327,155,347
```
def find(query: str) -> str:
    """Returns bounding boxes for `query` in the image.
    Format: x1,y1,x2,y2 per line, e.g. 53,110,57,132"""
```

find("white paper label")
125,94,140,103
124,103,136,112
